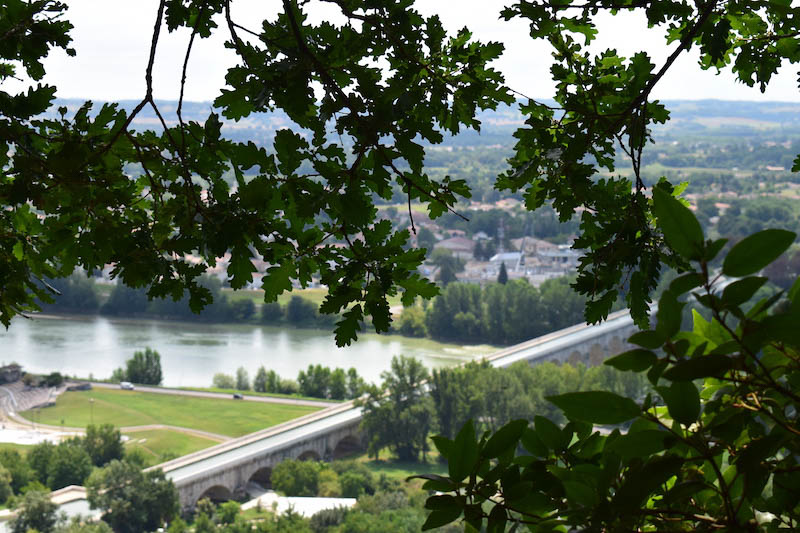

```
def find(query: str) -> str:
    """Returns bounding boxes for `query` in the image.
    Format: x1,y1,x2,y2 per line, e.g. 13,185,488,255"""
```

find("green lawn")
24,389,320,437
0,442,32,456
124,429,217,467
354,448,446,481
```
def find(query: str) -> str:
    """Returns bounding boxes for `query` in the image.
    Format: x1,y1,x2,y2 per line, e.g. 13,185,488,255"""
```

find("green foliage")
309,506,350,533
360,356,434,462
395,306,427,338
4,0,800,346
122,347,163,385
0,449,33,493
86,460,179,533
330,461,376,496
38,273,99,314
0,464,12,505
212,373,235,389
496,262,508,285
297,364,331,398
328,368,347,401
425,277,586,345
253,366,269,393
9,490,59,533
46,440,93,490
235,367,250,391
415,207,800,530
82,424,124,467
271,459,322,497
261,302,284,324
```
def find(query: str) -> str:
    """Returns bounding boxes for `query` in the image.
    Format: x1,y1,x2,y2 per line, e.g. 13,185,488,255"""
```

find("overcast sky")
20,0,800,103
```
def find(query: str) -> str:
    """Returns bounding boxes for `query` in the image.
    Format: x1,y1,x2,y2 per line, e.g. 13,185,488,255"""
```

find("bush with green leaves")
271,460,323,497
9,490,59,533
212,373,236,389
413,187,800,531
86,460,179,533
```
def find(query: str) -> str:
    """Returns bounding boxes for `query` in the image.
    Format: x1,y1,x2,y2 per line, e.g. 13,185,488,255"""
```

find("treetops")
2,0,800,346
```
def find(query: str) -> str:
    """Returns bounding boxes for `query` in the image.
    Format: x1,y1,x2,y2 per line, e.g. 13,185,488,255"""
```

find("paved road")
88,382,336,408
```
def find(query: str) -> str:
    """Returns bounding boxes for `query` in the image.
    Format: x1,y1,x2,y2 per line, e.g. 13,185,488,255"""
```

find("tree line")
213,364,366,401
360,355,648,462
396,277,592,345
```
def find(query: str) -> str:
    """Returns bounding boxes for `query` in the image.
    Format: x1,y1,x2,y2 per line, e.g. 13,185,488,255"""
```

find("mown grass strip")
24,389,320,437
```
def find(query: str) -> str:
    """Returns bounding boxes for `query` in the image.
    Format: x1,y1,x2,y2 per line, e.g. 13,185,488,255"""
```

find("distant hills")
48,98,800,148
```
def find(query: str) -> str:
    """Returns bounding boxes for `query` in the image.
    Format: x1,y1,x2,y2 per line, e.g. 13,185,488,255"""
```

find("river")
0,314,493,387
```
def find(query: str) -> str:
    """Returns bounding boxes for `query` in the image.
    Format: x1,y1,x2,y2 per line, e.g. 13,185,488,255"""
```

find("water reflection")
0,315,492,387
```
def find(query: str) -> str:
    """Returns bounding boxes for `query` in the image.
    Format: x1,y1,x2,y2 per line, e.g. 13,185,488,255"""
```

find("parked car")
120,381,134,390
232,393,243,400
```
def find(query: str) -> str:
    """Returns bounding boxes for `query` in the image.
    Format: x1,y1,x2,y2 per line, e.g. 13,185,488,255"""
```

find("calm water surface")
0,315,493,387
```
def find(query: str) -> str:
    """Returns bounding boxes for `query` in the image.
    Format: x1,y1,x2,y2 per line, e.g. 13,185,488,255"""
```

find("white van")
120,381,134,390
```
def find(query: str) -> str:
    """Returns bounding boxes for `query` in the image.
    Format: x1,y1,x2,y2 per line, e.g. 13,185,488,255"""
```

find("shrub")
261,301,284,323
212,373,235,389
271,460,322,497
310,506,350,533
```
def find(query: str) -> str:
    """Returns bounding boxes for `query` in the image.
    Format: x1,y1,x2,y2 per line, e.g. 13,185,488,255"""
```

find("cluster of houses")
92,200,581,289
426,231,580,286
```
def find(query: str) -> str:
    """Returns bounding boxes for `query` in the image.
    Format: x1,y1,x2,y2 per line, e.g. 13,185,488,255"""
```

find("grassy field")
124,429,217,467
24,389,320,437
353,448,446,481
0,442,32,456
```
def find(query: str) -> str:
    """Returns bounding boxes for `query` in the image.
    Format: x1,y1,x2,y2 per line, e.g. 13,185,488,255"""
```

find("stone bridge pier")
171,412,363,511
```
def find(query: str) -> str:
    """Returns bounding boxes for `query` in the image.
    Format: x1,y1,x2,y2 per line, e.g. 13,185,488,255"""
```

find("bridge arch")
248,466,273,488
589,343,605,366
297,450,321,461
332,435,362,459
197,484,233,505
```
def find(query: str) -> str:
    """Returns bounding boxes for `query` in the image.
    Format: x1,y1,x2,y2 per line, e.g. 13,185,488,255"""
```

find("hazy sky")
22,0,800,103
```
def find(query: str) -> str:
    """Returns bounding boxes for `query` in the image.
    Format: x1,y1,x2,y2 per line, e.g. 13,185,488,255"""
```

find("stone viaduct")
147,309,639,511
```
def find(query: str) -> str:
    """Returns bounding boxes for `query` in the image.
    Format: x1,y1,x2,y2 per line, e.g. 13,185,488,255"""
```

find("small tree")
286,296,318,325
0,465,12,505
230,299,255,321
235,367,250,391
82,424,124,467
212,373,235,389
271,460,322,497
328,368,347,401
253,366,268,393
297,364,331,398
346,368,366,400
125,347,162,385
87,460,179,533
9,490,59,533
267,369,281,393
497,262,508,284
261,302,284,324
47,441,93,490
360,356,434,461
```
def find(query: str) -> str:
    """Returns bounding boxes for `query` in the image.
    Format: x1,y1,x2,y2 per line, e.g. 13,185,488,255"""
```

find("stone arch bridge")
150,309,639,511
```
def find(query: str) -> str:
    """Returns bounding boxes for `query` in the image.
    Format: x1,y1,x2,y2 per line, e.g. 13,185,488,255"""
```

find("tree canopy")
3,0,800,346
